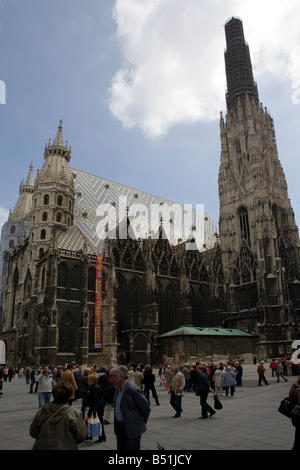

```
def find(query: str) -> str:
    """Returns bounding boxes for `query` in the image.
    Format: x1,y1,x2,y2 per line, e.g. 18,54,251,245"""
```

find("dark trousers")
170,391,182,416
199,390,214,418
258,374,268,385
115,421,141,450
144,385,159,405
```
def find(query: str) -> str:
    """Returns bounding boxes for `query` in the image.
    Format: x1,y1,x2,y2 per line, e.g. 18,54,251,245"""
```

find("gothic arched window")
238,206,251,246
128,278,142,325
57,263,68,288
44,194,49,205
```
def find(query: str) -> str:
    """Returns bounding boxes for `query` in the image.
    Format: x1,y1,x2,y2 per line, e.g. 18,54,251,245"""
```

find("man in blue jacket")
110,365,151,450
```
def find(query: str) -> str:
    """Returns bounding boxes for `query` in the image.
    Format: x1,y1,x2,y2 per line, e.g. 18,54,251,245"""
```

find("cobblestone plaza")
0,364,296,453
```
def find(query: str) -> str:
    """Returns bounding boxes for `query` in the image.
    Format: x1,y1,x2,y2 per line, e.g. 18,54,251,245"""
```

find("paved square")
0,364,296,451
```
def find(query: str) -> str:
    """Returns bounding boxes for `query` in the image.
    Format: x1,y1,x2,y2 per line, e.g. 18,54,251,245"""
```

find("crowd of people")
0,357,299,450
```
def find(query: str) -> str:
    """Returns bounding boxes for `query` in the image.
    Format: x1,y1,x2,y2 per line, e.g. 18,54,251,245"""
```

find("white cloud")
107,0,300,138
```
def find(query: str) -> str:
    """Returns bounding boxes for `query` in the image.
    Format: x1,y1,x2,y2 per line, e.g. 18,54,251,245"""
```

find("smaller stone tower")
30,120,75,259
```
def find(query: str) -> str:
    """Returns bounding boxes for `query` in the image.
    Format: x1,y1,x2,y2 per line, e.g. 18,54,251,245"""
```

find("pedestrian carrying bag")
278,396,296,418
87,412,101,437
214,394,223,410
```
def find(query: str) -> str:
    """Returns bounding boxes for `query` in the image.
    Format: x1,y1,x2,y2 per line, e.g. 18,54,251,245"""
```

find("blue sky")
1,0,300,234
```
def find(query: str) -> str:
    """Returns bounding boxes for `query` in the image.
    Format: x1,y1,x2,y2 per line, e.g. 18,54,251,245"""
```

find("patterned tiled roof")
57,225,96,254
72,168,218,254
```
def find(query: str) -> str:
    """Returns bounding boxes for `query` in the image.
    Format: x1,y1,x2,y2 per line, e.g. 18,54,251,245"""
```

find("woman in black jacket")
143,367,160,406
87,374,106,442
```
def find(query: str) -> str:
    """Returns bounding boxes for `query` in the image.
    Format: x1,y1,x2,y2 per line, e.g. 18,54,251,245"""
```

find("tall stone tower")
218,17,300,358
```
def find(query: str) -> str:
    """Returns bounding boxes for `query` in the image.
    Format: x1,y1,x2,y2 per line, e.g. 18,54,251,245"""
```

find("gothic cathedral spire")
218,18,300,357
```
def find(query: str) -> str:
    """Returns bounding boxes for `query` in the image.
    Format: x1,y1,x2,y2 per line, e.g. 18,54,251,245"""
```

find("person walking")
133,366,144,389
212,365,225,396
86,373,106,442
182,364,191,392
235,361,243,386
257,361,269,386
289,376,300,451
77,368,91,419
35,365,54,408
110,365,151,451
60,364,78,405
195,365,215,419
168,366,185,418
277,361,288,383
269,358,278,377
103,380,117,425
223,366,236,396
29,366,38,394
30,383,87,450
143,366,160,406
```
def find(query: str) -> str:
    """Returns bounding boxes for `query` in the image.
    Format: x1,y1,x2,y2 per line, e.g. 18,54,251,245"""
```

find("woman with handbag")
195,365,215,419
86,373,106,442
289,376,300,451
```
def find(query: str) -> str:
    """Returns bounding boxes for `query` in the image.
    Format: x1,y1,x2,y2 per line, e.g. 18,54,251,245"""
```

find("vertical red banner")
95,254,103,349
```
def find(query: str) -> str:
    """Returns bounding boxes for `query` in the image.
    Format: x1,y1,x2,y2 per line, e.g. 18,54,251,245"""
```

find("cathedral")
0,18,299,367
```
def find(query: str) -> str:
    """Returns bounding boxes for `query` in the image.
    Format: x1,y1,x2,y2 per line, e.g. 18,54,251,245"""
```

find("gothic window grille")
44,194,49,205
236,341,243,356
58,264,67,288
189,341,197,357
233,269,240,286
122,249,132,270
170,257,179,277
238,207,251,246
206,341,213,356
113,248,120,267
57,195,63,206
128,279,141,325
191,261,199,281
167,342,173,357
116,275,127,341
199,262,208,282
164,284,177,332
242,266,251,284
40,229,46,240
71,266,81,300
87,267,95,302
134,251,144,272
42,212,48,221
159,255,169,276
222,341,229,355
